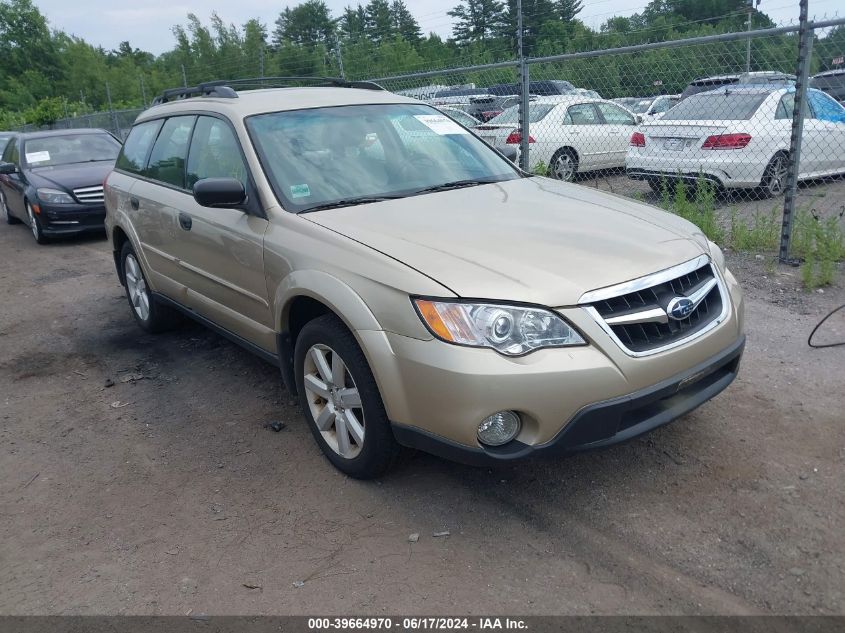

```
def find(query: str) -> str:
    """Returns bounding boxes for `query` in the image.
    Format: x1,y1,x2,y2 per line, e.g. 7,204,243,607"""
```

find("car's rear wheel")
759,153,788,198
120,241,176,333
26,201,47,244
294,314,400,479
550,148,578,182
2,191,20,224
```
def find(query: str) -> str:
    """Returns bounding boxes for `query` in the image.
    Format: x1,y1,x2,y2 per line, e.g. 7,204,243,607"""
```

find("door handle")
178,212,192,231
129,196,139,210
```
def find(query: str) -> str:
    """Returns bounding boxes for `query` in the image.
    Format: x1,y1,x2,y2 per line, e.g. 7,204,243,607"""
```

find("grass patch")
792,209,845,289
532,161,549,177
659,178,725,244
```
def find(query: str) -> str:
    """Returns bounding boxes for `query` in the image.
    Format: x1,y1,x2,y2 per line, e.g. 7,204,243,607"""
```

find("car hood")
27,161,113,191
304,177,710,306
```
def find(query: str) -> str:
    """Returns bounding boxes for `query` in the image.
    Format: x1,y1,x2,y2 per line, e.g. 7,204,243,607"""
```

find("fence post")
105,81,120,136
181,64,188,87
335,36,346,80
259,45,265,78
779,0,813,263
516,0,530,171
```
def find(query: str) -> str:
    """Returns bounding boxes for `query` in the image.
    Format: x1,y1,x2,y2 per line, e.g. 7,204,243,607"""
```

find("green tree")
448,0,507,46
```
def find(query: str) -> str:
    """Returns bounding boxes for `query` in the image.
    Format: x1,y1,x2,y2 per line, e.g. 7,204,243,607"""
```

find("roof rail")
152,84,238,105
151,76,384,105
200,76,385,91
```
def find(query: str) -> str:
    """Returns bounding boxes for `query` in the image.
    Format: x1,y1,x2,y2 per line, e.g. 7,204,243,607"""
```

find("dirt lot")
0,205,843,616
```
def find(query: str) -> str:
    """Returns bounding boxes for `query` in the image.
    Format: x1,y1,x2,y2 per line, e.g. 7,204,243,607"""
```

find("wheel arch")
112,226,130,285
274,271,382,395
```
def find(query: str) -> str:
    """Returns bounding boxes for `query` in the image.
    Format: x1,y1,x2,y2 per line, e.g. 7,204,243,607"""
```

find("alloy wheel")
765,156,787,195
302,344,364,459
124,253,151,321
27,203,39,240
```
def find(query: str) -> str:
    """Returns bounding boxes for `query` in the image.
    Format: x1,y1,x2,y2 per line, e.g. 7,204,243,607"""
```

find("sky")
33,0,829,56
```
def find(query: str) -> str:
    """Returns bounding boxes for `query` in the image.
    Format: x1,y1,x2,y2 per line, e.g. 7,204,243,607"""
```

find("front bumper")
392,335,744,465
39,202,106,236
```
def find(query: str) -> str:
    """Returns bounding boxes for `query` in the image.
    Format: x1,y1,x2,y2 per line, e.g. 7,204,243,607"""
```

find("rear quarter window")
116,120,163,174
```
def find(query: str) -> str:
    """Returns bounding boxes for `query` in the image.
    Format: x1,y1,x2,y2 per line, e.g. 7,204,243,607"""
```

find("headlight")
37,188,74,204
708,240,726,272
413,299,585,356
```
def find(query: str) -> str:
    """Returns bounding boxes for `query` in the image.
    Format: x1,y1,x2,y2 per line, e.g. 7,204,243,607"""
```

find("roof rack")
151,76,384,105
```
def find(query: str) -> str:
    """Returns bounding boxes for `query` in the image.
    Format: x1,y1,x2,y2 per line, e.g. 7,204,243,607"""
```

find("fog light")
477,411,521,446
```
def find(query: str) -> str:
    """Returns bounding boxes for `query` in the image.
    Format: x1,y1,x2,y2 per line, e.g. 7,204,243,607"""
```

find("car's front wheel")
2,191,20,224
294,314,400,479
26,201,47,244
120,241,176,333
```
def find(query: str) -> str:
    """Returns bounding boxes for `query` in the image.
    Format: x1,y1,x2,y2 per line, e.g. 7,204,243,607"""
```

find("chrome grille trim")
579,255,730,357
73,185,104,204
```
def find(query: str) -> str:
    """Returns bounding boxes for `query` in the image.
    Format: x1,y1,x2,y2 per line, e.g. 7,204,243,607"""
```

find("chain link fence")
17,14,845,268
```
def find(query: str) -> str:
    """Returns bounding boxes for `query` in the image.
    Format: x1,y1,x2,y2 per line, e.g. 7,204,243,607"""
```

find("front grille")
583,259,725,355
73,185,104,204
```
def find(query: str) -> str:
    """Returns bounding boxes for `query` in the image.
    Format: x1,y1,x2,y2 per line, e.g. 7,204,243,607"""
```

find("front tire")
294,314,400,479
26,201,47,244
550,148,578,182
120,241,176,333
2,191,20,224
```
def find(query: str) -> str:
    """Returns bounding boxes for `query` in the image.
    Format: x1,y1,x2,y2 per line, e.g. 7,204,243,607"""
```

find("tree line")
0,0,843,128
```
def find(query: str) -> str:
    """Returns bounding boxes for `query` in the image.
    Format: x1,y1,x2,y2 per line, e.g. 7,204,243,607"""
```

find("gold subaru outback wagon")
105,79,745,478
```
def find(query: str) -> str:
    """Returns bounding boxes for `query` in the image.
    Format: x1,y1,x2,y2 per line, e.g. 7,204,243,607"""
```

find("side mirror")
500,145,518,163
635,114,644,124
193,177,246,208
0,162,17,175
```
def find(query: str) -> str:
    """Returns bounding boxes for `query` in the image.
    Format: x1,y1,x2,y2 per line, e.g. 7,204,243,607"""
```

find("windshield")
661,92,767,120
628,99,653,114
246,103,520,212
487,103,555,125
23,133,121,167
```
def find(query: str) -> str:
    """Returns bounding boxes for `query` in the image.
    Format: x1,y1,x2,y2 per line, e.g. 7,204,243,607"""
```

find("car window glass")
2,137,17,163
145,116,196,188
247,103,518,212
775,93,811,120
487,103,554,125
807,90,845,123
564,104,600,125
186,117,249,189
661,92,767,120
116,120,163,174
597,102,636,124
22,133,120,167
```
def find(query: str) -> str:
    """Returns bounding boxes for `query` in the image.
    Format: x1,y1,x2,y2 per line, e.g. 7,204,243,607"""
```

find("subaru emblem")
666,296,695,321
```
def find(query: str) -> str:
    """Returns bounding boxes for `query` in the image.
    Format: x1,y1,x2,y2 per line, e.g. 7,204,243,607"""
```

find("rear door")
595,102,638,168
805,90,845,174
561,103,604,170
169,115,272,349
0,138,25,220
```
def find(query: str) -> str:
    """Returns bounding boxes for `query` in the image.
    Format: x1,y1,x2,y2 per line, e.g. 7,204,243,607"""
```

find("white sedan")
626,86,845,197
474,96,640,181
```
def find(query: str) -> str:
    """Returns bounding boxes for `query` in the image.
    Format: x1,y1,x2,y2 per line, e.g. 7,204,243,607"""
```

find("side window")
775,93,811,120
597,102,636,125
651,98,670,114
2,138,18,163
116,120,163,174
564,104,601,125
186,117,249,189
807,90,845,123
145,116,196,188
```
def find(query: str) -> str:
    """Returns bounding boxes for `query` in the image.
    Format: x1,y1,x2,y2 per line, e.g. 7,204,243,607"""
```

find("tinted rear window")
682,78,738,99
661,92,767,120
116,120,163,174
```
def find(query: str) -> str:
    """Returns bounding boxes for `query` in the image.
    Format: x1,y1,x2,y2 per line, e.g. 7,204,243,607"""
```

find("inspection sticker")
414,114,469,135
25,151,51,163
290,183,311,199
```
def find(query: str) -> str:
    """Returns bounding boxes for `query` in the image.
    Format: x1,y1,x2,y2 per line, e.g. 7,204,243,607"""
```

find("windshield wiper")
299,195,405,213
411,179,497,195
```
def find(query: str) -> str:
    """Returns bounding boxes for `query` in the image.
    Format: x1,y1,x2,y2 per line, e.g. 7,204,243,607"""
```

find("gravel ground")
0,208,843,616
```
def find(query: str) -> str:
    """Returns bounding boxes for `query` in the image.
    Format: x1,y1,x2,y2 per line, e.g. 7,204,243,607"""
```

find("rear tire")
550,148,578,182
120,241,177,333
758,153,788,199
2,191,20,224
294,314,401,479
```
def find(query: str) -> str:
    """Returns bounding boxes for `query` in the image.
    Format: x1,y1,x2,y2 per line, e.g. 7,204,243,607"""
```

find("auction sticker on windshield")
26,151,51,163
290,183,311,198
414,114,469,135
